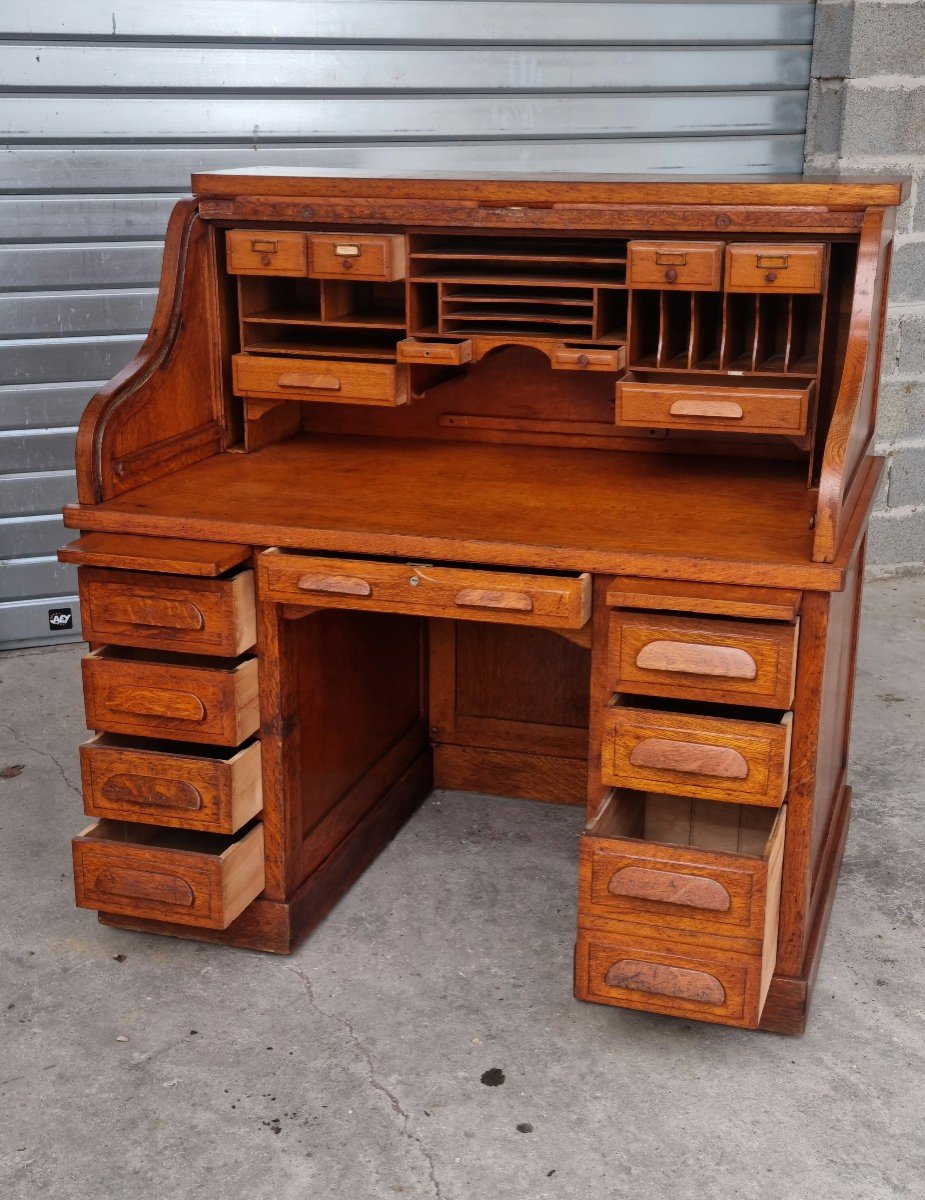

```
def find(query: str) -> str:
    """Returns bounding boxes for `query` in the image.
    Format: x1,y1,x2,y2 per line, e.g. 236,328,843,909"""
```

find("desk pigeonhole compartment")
576,790,786,1028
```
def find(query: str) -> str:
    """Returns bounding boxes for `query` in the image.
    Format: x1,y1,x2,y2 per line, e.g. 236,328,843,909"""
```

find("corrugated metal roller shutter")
0,0,816,647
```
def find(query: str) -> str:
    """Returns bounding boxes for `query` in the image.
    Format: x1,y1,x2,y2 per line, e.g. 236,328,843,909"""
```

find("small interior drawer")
608,610,799,708
82,647,260,747
72,818,265,929
79,567,256,656
615,379,811,437
396,337,472,366
602,701,792,807
226,230,307,277
80,734,262,834
575,791,785,1028
628,241,723,291
232,353,408,406
725,243,825,294
259,551,592,630
308,233,406,281
550,345,625,372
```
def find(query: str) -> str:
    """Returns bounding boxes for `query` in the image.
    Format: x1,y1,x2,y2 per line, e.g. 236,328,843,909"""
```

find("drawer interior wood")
589,788,782,857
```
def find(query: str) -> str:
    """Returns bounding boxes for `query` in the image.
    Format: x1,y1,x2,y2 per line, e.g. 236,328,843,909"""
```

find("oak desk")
59,170,907,1034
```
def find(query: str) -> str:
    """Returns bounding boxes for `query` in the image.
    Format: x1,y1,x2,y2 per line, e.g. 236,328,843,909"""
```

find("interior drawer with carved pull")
258,551,592,629
396,337,473,366
78,567,256,656
308,233,406,281
550,345,625,373
602,701,792,807
232,353,407,406
72,818,265,929
726,243,826,294
575,791,785,1027
226,230,308,276
82,647,260,746
615,379,812,437
627,241,723,290
80,734,262,834
608,610,799,707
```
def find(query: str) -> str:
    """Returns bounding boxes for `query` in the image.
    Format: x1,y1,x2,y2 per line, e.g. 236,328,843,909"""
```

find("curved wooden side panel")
75,198,228,504
814,207,895,562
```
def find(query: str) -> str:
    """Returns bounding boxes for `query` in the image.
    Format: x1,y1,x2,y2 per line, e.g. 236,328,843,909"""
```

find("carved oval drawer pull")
628,737,749,779
107,595,205,632
90,866,196,908
605,958,726,1005
101,774,204,812
277,373,341,391
607,866,731,912
454,587,534,613
635,640,758,680
108,686,206,723
296,573,372,597
669,399,743,419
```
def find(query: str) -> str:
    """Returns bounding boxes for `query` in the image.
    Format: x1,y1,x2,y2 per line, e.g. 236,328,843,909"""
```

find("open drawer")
82,647,260,747
80,734,262,834
73,819,265,929
79,567,256,657
232,353,408,406
258,551,592,629
602,699,792,807
576,791,785,1028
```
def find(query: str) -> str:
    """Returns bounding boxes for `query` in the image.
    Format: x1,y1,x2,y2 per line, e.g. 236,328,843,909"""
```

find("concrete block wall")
806,0,925,573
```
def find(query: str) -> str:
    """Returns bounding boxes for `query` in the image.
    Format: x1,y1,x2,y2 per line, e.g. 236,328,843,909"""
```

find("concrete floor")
1,576,923,1200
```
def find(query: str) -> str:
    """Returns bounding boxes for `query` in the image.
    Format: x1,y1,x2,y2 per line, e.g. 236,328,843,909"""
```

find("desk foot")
759,784,852,1035
99,749,433,954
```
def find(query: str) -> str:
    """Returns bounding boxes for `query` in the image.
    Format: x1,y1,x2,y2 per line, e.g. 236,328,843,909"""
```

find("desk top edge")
191,169,911,208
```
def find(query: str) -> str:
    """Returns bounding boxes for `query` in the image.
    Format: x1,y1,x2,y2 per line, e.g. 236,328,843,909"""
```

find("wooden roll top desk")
59,169,908,1035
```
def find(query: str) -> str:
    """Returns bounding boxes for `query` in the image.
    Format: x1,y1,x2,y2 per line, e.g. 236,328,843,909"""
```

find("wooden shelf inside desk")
64,434,829,589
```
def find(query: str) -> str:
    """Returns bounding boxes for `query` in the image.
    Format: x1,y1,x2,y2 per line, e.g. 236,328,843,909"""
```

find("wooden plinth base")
99,750,433,954
758,783,852,1035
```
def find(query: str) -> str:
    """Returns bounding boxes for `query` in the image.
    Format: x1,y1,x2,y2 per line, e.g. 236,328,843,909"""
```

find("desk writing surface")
65,434,828,588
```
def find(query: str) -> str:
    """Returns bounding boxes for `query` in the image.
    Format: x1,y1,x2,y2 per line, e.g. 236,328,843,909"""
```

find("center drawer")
232,353,407,407
258,552,592,629
608,610,799,708
79,567,256,656
72,819,265,929
82,647,260,746
602,700,792,807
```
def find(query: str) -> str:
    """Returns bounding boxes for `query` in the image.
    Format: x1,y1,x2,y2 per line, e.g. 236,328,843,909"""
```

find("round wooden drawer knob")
664,268,678,283
765,270,777,283
576,353,589,367
260,254,271,267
